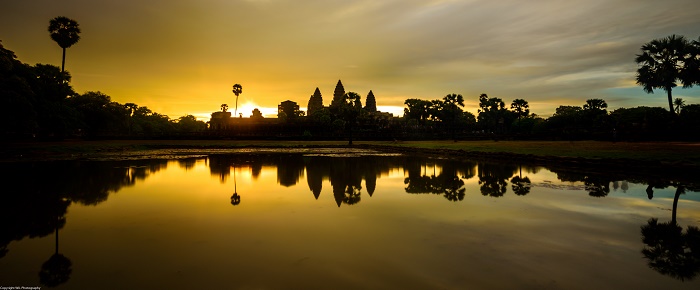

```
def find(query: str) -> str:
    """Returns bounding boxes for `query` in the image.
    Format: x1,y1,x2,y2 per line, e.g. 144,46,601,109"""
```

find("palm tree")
674,98,685,114
221,103,228,112
510,99,530,119
583,99,608,111
341,92,362,145
48,16,81,73
635,35,695,115
232,84,242,116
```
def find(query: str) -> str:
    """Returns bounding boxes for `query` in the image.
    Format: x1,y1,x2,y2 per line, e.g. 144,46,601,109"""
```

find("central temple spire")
331,80,345,109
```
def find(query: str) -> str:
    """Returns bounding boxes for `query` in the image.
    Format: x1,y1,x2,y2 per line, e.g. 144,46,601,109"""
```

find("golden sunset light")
4,2,700,288
2,0,699,121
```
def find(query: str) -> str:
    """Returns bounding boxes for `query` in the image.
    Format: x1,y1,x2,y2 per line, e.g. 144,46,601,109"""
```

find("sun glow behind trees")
3,0,700,121
190,104,406,122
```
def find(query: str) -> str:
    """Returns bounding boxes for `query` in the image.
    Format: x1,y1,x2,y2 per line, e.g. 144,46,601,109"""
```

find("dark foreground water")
1,150,699,289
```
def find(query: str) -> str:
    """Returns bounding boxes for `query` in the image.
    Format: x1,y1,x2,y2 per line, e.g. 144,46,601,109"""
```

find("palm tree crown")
635,35,695,115
48,16,80,73
49,17,81,49
232,84,242,116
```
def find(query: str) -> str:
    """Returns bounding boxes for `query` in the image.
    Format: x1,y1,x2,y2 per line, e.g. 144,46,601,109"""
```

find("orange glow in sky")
2,0,699,121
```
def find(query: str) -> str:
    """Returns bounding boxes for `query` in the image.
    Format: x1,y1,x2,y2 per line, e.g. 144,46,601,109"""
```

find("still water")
1,150,699,289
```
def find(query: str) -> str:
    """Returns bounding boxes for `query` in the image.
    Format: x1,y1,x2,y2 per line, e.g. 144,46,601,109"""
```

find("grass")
2,139,700,166
368,140,700,164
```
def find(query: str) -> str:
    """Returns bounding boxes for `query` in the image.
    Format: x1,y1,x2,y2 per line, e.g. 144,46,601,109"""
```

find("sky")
2,0,700,121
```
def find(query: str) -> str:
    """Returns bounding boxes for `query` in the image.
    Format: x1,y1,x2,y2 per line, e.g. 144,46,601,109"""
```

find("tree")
32,64,73,102
510,99,529,119
0,41,37,137
29,63,78,138
609,106,675,140
337,92,363,145
221,103,228,112
403,99,432,124
432,94,466,139
364,90,377,112
129,106,173,135
684,36,700,87
635,35,696,115
48,16,81,73
674,98,685,114
477,94,510,133
546,105,584,138
232,84,242,116
176,115,206,132
583,98,608,111
67,91,127,136
582,99,609,132
309,107,331,125
678,104,700,139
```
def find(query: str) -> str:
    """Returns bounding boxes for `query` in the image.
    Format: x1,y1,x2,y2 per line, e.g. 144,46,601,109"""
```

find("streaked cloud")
1,0,699,119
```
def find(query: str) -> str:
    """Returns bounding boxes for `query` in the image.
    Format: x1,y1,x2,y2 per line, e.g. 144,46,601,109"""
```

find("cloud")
2,0,700,118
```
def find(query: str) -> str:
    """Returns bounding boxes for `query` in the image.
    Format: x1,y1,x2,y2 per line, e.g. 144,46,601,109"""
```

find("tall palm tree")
48,16,81,73
341,92,362,145
232,84,242,116
635,35,695,115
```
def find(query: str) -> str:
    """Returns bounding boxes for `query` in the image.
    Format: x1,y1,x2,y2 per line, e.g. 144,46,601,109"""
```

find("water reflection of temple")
6,154,700,288
208,154,390,207
206,152,700,204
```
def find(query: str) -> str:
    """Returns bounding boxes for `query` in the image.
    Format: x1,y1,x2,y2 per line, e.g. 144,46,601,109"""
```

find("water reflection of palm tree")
342,185,362,205
403,160,470,201
510,165,531,196
441,176,466,201
328,158,365,207
478,163,516,197
640,186,700,281
230,164,241,206
584,176,611,197
39,201,72,288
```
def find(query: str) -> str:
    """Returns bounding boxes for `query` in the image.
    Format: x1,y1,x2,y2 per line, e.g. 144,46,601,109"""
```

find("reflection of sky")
1,158,699,288
2,0,700,120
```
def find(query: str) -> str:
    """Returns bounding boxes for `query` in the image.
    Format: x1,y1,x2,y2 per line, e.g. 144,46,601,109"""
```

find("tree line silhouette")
0,41,207,139
2,18,700,141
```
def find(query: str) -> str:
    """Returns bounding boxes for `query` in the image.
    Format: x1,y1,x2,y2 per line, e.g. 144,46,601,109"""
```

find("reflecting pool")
1,151,699,289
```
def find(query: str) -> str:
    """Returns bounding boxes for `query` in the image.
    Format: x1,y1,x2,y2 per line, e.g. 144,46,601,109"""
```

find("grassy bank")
2,140,700,167
370,140,700,165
